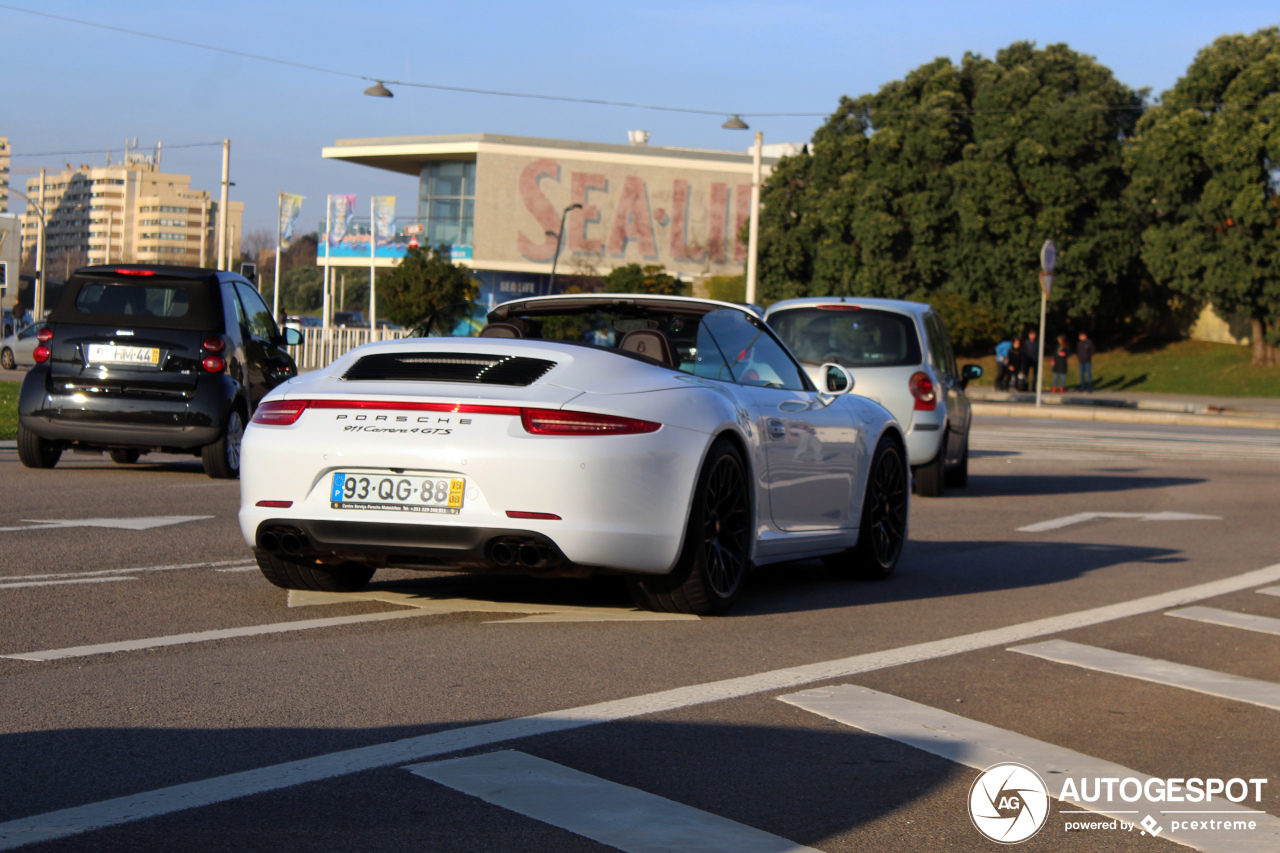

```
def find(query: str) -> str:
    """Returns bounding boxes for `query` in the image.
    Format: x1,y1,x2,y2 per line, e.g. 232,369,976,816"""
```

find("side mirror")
283,327,303,346
818,362,855,405
961,364,982,388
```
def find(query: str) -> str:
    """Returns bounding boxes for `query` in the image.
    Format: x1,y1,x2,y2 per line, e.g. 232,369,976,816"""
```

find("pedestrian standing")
994,338,1012,391
1023,329,1040,391
1052,334,1070,393
1077,331,1096,393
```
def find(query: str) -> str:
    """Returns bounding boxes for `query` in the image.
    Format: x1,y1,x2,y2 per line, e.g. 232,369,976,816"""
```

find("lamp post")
549,202,582,291
722,116,762,305
6,182,49,319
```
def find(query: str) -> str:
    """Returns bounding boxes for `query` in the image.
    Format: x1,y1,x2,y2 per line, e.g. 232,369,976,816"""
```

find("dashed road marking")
0,558,254,584
1,610,431,662
0,515,214,534
1,563,1278,850
779,685,1280,852
1009,639,1280,712
1016,511,1220,533
407,751,820,853
287,588,701,623
0,577,136,591
1167,606,1280,639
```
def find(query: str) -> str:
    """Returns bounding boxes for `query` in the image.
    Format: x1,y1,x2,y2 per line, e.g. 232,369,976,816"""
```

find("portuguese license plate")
330,472,465,514
87,344,161,365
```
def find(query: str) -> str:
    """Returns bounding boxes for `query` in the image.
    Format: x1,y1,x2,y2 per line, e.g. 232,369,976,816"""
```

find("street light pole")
7,181,50,319
549,203,582,291
217,139,230,271
746,130,762,305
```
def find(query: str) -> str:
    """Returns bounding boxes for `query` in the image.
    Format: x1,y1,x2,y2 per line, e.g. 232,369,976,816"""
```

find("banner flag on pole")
278,193,304,251
371,196,396,247
327,195,356,249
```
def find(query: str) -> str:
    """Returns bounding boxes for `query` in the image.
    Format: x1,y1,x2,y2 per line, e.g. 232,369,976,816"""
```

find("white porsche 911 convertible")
239,294,909,614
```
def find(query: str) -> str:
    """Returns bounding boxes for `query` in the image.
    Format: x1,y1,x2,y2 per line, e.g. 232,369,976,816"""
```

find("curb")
971,402,1280,430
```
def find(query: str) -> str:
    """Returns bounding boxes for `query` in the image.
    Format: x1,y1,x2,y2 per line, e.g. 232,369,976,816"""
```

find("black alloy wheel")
827,435,908,580
626,439,752,615
699,449,751,600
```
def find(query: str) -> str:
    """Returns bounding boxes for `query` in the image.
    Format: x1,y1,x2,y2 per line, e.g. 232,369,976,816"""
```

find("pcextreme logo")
969,763,1050,844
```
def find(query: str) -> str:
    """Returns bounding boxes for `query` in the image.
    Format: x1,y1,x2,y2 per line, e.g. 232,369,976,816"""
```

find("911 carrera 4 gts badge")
333,413,472,435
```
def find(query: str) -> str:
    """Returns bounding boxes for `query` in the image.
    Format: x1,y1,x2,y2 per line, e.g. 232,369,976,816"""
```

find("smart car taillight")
252,400,309,425
36,326,53,343
33,345,50,363
909,371,937,411
202,336,225,353
201,355,225,373
521,408,660,435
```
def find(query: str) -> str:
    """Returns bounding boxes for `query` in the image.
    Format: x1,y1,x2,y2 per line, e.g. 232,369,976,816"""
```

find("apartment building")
0,137,10,213
19,147,242,269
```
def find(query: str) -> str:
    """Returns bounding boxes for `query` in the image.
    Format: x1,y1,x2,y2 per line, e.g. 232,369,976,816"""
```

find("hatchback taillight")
201,355,225,373
202,336,226,353
252,400,309,425
909,372,937,411
33,345,50,364
521,408,660,435
36,326,53,343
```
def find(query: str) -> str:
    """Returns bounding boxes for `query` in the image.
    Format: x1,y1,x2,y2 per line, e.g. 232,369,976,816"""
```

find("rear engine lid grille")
342,352,557,386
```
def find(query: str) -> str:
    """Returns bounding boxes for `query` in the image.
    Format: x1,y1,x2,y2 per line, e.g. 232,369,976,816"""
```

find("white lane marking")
407,751,820,853
286,588,701,623
779,685,1280,852
1258,586,1280,599
0,515,214,534
1,610,431,662
1168,606,1280,638
1009,639,1280,712
2,563,1279,850
214,566,262,573
0,577,136,591
972,426,1280,462
1017,511,1220,533
0,559,254,584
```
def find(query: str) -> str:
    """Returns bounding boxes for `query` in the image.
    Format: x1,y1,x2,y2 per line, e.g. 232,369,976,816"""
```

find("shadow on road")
956,471,1204,497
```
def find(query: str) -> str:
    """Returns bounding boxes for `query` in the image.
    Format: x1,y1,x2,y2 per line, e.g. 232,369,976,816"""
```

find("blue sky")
2,1,1277,237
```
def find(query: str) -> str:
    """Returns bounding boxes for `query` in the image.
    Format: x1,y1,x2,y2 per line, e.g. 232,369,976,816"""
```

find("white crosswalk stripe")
971,425,1280,462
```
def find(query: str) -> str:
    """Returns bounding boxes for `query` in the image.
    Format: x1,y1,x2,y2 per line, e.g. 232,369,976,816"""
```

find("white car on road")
0,321,42,370
239,294,910,614
765,297,982,497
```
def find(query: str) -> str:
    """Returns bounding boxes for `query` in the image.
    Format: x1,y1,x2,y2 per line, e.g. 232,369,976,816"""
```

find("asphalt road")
1,415,1278,852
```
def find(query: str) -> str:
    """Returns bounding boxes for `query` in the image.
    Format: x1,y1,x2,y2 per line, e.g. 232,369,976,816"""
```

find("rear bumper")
17,366,234,450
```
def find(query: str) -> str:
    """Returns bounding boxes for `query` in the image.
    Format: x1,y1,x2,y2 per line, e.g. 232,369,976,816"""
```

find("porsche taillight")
252,400,309,425
521,408,660,435
909,371,937,411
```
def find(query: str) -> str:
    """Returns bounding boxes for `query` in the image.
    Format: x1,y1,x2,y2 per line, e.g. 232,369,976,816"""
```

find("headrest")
618,328,675,366
479,322,523,338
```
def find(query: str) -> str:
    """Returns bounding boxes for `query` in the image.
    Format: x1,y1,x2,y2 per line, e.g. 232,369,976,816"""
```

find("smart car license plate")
87,344,160,365
330,472,465,514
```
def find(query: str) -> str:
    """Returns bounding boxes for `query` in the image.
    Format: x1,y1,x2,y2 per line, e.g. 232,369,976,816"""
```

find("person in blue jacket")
994,339,1013,391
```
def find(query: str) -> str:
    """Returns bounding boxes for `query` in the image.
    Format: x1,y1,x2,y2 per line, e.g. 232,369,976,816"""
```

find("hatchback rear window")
74,283,190,319
50,273,220,331
769,306,922,368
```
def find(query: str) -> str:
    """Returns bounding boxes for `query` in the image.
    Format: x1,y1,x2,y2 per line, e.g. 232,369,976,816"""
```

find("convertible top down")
239,294,909,614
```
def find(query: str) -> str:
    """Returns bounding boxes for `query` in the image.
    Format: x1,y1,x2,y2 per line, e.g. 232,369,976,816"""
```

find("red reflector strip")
256,500,293,508
306,400,522,416
521,408,660,435
506,511,562,520
113,268,155,276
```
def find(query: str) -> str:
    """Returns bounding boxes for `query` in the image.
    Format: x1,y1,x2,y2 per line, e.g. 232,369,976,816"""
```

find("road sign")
1040,240,1057,273
1040,271,1054,298
404,224,425,235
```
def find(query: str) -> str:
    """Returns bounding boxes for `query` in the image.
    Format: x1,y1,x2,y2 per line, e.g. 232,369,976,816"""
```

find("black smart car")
16,264,302,478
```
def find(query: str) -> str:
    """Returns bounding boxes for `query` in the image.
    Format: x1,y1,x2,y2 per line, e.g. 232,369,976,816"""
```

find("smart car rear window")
769,307,922,368
50,273,220,331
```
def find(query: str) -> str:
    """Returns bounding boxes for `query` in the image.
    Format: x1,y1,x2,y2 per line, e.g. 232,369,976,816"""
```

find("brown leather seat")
618,329,675,366
479,322,524,338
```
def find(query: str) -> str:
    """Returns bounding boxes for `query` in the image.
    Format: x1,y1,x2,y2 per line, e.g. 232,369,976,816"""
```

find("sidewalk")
968,388,1280,430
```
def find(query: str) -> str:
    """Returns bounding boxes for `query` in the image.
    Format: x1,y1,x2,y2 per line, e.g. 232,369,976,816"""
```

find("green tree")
758,42,1147,337
1126,28,1280,364
379,247,476,327
602,263,684,295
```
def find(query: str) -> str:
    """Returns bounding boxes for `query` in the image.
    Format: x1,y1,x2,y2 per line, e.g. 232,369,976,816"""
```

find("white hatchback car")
0,321,42,371
764,297,982,497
